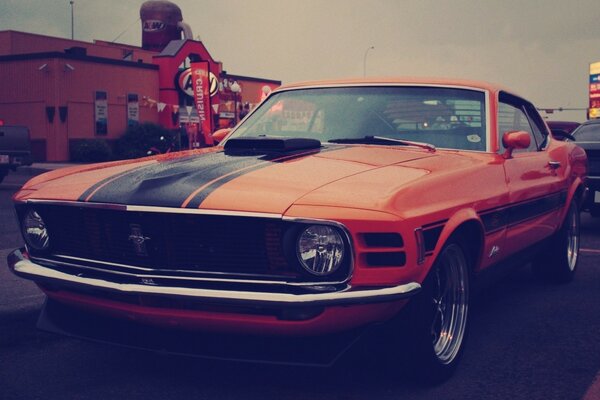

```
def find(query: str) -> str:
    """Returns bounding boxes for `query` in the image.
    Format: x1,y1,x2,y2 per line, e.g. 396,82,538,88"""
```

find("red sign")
190,62,213,146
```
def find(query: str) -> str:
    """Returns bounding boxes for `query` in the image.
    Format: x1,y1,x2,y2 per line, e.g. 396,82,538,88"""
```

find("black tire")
401,238,471,385
0,168,7,184
532,200,580,283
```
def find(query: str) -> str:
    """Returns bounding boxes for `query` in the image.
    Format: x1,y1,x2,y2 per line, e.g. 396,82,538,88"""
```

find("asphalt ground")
1,167,599,400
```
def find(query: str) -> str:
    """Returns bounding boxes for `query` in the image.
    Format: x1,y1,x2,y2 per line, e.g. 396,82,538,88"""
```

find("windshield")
231,86,487,151
573,123,600,142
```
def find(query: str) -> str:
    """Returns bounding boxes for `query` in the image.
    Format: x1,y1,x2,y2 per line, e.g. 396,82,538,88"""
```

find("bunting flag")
157,102,167,112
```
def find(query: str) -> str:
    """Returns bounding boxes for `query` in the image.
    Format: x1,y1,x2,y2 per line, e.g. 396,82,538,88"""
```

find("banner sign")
94,91,108,135
127,93,139,127
190,61,213,143
590,61,600,119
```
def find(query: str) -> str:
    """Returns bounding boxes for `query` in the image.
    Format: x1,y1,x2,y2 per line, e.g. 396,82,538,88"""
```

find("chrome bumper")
7,249,421,307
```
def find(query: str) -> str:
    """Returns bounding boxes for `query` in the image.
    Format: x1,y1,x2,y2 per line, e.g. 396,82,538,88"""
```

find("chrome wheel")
430,243,469,365
566,203,580,272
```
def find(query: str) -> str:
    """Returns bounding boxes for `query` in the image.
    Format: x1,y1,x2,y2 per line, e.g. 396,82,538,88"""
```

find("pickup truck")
0,125,33,183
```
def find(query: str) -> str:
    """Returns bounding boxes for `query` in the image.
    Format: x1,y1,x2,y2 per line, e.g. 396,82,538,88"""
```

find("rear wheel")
532,200,580,283
402,238,471,385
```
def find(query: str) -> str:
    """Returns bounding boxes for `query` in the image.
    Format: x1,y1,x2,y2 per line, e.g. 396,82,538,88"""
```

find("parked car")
546,120,580,141
0,124,33,183
571,119,600,216
7,78,587,384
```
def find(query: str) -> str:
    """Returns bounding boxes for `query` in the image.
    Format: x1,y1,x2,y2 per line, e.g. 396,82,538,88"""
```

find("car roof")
581,119,600,125
277,77,513,95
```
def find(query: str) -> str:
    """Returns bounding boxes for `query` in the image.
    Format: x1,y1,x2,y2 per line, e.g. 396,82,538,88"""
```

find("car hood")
17,145,435,214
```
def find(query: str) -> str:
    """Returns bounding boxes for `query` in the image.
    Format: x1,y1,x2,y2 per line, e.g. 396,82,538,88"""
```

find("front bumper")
7,248,421,308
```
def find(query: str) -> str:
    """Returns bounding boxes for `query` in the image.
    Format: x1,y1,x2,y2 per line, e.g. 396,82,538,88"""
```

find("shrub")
69,139,112,163
114,122,176,160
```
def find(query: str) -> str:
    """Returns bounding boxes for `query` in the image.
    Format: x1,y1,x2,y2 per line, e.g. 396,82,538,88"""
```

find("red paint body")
10,78,588,336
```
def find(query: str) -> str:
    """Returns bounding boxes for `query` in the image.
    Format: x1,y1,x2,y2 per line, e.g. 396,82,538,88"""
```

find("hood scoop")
224,137,321,154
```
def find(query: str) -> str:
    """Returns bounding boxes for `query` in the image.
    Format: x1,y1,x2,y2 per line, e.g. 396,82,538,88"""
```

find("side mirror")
502,130,530,159
212,128,232,145
550,129,576,142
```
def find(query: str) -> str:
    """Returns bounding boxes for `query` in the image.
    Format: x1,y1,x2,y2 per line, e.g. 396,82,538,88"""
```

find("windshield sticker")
467,134,481,143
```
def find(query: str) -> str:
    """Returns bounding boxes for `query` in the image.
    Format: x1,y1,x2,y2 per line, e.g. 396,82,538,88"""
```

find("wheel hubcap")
566,205,580,272
430,244,469,364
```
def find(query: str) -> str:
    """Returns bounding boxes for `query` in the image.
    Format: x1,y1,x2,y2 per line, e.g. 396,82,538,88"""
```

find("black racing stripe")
85,146,347,208
506,191,566,227
78,164,154,202
184,147,341,209
86,152,267,206
480,191,567,234
480,209,509,234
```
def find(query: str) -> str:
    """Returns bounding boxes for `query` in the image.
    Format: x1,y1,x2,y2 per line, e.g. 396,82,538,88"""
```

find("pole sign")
190,61,213,144
590,61,600,119
127,93,139,127
94,91,108,135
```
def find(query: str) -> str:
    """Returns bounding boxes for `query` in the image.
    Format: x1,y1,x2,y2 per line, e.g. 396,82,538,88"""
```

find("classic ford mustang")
8,78,587,383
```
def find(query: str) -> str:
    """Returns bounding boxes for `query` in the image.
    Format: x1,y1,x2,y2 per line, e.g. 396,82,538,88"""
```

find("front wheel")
402,239,471,385
532,200,580,283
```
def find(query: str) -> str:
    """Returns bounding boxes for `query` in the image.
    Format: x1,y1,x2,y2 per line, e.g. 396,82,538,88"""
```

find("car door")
499,92,566,255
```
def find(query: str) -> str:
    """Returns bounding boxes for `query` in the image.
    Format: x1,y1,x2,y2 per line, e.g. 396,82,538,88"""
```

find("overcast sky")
1,0,599,121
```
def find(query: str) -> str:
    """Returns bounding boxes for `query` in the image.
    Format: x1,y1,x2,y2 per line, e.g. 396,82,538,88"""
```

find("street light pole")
229,81,241,125
70,1,74,40
363,46,374,77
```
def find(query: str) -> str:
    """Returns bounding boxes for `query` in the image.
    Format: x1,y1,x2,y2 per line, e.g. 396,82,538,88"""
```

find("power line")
111,17,141,43
537,107,589,113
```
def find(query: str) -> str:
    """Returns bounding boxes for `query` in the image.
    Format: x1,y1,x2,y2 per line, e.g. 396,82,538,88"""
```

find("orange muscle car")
7,78,587,383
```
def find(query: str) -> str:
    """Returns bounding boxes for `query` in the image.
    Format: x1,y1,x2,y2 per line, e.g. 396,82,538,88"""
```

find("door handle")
548,161,561,170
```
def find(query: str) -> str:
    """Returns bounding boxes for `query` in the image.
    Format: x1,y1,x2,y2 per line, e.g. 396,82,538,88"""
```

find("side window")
498,94,537,153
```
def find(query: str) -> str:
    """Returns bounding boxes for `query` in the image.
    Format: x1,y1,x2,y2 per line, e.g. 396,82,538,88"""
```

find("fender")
559,177,586,224
422,208,485,279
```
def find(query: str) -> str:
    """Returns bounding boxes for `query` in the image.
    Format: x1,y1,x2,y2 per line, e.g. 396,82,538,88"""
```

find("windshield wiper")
328,136,436,152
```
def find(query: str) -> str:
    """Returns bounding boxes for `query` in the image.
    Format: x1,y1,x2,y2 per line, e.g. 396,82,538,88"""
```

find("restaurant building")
0,2,280,161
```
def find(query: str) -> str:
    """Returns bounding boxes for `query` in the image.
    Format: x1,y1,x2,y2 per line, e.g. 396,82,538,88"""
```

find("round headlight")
297,225,345,276
22,210,50,251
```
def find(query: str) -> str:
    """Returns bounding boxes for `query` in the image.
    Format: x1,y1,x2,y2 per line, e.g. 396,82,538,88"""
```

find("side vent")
360,232,406,267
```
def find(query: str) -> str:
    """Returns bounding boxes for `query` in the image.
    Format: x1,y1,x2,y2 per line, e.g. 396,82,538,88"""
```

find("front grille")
27,204,325,281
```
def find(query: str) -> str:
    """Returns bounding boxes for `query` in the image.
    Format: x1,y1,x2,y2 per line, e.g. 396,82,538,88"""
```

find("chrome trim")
414,227,426,265
271,82,490,95
8,249,420,307
25,200,283,219
20,200,355,287
283,216,356,283
33,255,337,287
485,90,491,152
229,83,493,154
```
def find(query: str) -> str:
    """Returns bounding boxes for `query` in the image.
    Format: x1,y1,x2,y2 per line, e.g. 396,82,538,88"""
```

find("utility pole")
363,46,374,77
70,1,74,40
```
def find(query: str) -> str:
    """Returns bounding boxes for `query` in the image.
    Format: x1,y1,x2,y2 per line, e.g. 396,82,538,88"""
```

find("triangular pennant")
157,102,166,112
212,104,219,113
